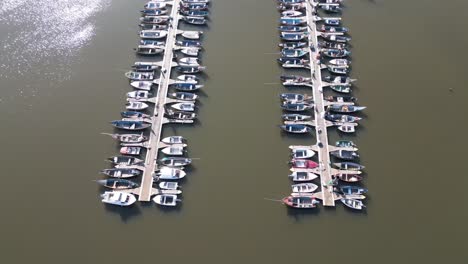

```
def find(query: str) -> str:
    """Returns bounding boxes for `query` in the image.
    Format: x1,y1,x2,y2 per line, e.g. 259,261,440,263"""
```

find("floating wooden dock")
305,2,335,206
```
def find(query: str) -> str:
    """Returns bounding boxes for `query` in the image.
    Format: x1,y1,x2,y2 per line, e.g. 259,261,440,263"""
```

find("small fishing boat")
341,198,365,210
111,120,151,130
291,149,315,159
96,179,139,190
180,9,209,17
180,3,209,10
132,64,158,72
330,150,359,160
125,71,154,81
335,140,356,148
341,194,366,200
171,82,203,91
120,147,142,155
328,105,366,113
161,146,185,156
165,110,197,120
121,111,150,119
324,95,357,103
159,181,179,190
280,124,312,134
177,74,199,82
144,2,167,10
140,39,165,46
178,57,201,66
323,18,341,26
282,196,320,209
181,31,202,40
278,26,307,32
281,10,303,17
135,45,165,55
101,168,142,178
127,91,152,100
328,59,351,66
338,173,363,183
278,0,305,3
338,124,356,133
108,133,147,143
155,167,186,180
280,75,311,82
158,157,192,167
321,4,342,13
319,26,349,33
325,113,361,123
281,102,313,112
175,65,206,74
180,47,200,56
281,58,310,68
323,75,356,84
278,42,307,49
277,3,305,11
153,194,181,207
176,40,202,48
161,136,185,144
318,0,344,3
291,183,318,193
170,102,195,112
328,65,349,75
329,85,351,93
140,15,170,24
168,92,198,101
280,32,308,41
281,48,308,58
321,34,351,43
282,114,312,121
108,156,143,166
318,41,347,49
183,0,211,5
279,17,306,26
101,192,137,206
334,162,365,171
140,24,168,31
141,9,168,16
282,79,312,87
321,48,351,58
289,171,318,182
290,159,318,169
339,185,368,195
140,30,168,39
125,101,149,111
181,16,207,25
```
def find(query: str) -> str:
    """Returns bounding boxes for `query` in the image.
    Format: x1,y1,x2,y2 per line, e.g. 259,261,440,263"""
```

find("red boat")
282,196,320,209
290,159,318,169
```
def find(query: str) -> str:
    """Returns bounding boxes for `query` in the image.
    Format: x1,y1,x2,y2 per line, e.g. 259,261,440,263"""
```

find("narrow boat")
180,47,200,56
121,111,150,119
127,91,152,100
125,101,149,111
318,0,344,3
279,17,306,26
278,26,307,32
181,16,207,25
282,114,312,121
324,95,357,103
168,92,198,101
278,3,305,11
111,120,151,130
338,124,356,133
140,30,168,39
282,79,312,87
280,124,312,134
330,150,359,160
96,179,139,190
280,75,311,82
170,102,195,112
333,162,365,171
321,34,351,43
338,174,363,183
278,42,307,49
183,0,211,4
280,32,308,41
132,65,157,72
329,85,351,93
335,140,356,148
320,4,342,13
281,48,308,58
327,105,366,113
140,24,168,31
175,66,206,74
165,110,197,120
161,136,185,144
176,40,202,48
323,75,356,84
328,65,349,75
319,26,349,33
180,10,209,17
108,133,147,143
291,149,315,159
281,10,303,17
339,185,368,195
289,171,318,182
181,31,202,40
125,71,154,81
325,113,361,123
281,102,313,112
101,192,137,206
179,57,201,66
180,3,209,10
321,48,351,58
278,0,305,3
158,157,192,167
161,146,185,156
290,159,318,169
144,2,167,10
328,59,351,66
282,196,320,209
159,181,179,190
101,168,142,178
177,74,199,82
120,147,142,155
135,45,165,55
281,58,310,68
291,183,318,193
341,198,365,210
140,15,169,24
171,82,203,91
140,39,165,46
318,41,347,49
155,167,186,180
323,18,341,26
153,194,181,207
108,156,143,166
141,9,168,16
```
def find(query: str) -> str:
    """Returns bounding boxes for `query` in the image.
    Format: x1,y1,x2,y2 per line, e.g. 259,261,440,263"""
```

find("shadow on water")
286,207,321,220
104,203,142,222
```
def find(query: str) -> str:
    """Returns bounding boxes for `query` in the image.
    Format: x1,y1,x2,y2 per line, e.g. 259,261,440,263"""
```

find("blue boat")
280,124,312,134
121,111,150,119
111,120,151,131
339,186,368,195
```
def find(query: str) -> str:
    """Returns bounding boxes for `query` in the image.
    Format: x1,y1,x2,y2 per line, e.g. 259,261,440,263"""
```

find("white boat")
291,183,318,193
179,57,200,66
181,31,203,40
101,191,137,206
153,194,181,207
288,171,319,182
329,59,350,66
140,30,168,39
159,181,179,190
126,101,149,110
144,2,167,10
291,149,315,159
341,198,365,210
155,167,186,180
161,136,185,144
130,81,153,91
180,47,200,56
127,90,151,99
170,102,195,112
338,124,356,133
161,146,185,156
282,10,303,17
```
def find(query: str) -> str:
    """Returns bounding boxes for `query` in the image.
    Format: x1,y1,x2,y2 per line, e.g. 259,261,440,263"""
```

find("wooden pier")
137,0,182,201
305,1,335,206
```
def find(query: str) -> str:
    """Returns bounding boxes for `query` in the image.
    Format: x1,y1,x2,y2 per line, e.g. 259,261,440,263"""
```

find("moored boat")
120,147,142,155
335,140,356,148
282,114,312,121
108,156,143,166
130,81,154,91
158,157,192,167
168,92,198,101
291,149,315,159
111,120,151,130
101,192,137,206
97,179,139,190
101,168,142,178
281,101,313,112
125,101,150,111
327,105,366,113
291,183,318,193
155,167,186,180
153,194,181,206
290,159,318,169
282,196,320,209
159,181,179,190
289,171,319,181
341,198,366,210
330,149,359,160
108,133,147,143
161,146,185,156
338,185,368,195
280,124,312,134
125,71,154,81
161,136,186,144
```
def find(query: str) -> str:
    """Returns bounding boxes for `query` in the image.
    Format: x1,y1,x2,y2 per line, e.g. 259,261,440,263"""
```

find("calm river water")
0,0,466,263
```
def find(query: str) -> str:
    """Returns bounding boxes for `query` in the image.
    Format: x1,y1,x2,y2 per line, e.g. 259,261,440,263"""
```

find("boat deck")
305,2,335,206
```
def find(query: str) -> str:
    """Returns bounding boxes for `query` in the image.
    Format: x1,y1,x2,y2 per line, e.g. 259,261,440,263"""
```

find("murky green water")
0,0,467,263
